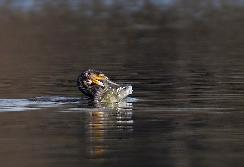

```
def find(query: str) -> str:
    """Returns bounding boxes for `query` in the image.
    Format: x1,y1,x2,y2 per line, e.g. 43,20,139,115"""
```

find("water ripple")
0,96,137,112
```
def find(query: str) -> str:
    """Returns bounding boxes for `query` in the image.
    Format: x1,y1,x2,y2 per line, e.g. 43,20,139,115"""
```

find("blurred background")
1,1,244,167
1,0,244,98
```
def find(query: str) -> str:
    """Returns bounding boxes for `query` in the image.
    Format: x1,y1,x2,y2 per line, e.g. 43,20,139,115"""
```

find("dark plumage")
77,69,107,99
77,69,133,103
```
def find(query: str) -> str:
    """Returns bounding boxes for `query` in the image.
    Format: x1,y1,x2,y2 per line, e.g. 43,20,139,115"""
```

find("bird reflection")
85,102,134,159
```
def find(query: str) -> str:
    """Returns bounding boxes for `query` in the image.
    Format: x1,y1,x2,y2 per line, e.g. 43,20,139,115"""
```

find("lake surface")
1,6,244,167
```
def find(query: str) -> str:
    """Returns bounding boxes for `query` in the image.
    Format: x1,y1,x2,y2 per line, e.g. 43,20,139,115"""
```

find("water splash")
96,85,133,103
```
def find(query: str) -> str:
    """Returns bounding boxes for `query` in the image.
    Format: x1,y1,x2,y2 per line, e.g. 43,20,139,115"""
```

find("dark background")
1,0,244,97
1,1,244,167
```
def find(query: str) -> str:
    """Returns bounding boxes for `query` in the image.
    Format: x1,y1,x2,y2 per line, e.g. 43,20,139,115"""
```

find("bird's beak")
90,73,108,87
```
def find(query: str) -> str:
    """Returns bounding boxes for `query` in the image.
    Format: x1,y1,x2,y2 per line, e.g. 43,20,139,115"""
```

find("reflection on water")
86,109,133,159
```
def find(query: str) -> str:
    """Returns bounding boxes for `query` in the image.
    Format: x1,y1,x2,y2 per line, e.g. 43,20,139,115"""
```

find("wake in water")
0,70,135,112
0,96,78,112
0,96,137,112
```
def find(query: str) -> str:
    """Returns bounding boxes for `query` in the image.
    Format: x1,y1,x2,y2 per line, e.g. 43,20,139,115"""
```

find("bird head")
77,69,109,98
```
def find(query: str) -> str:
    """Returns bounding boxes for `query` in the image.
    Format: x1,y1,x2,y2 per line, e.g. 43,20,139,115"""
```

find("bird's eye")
99,74,104,77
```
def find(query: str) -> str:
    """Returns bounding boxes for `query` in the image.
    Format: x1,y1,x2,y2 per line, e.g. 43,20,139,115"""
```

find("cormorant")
77,69,132,103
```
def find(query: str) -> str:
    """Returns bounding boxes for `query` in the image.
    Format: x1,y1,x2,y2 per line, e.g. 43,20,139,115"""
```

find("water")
1,3,244,167
2,48,244,167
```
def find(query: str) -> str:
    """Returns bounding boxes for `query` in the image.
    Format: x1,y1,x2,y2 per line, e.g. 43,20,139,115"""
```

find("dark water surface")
1,44,244,167
1,7,244,167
